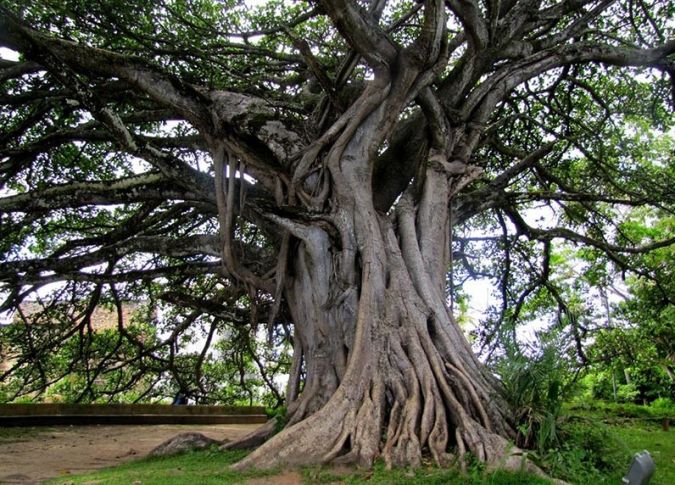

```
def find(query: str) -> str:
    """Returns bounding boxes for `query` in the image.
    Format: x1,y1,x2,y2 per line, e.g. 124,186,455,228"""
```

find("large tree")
1,0,673,471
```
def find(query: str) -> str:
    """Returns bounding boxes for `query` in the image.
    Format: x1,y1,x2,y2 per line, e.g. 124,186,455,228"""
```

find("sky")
0,47,18,62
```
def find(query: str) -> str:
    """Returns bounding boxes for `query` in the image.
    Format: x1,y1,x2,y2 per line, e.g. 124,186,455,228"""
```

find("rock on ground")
149,432,223,457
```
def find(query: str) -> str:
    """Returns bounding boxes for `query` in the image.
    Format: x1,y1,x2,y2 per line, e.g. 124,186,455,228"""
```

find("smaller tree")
586,208,674,403
0,300,164,403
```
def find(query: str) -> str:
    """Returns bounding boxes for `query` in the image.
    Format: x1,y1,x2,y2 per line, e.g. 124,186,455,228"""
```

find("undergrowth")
536,419,630,483
568,397,675,420
533,400,673,484
41,400,673,484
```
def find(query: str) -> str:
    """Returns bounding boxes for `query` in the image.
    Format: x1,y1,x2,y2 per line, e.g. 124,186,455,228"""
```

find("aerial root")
321,407,356,462
445,361,492,431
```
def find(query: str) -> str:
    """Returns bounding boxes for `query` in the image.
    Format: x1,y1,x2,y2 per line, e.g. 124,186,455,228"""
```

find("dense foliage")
0,0,673,471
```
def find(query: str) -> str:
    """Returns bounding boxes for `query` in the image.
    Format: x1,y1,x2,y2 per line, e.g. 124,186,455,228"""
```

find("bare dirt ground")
0,423,261,484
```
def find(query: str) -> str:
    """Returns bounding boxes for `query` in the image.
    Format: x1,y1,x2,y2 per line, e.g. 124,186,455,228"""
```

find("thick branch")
0,59,43,82
0,7,212,128
0,173,198,212
445,0,489,49
318,0,397,71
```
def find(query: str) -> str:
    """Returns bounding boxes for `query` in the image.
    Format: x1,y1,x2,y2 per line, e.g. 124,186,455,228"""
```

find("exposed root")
230,319,553,480
445,361,491,431
230,192,539,477
220,418,278,450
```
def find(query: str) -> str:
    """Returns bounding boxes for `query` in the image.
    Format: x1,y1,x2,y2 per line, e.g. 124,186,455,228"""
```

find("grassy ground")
48,448,277,485
613,421,674,485
300,462,551,485
566,402,674,485
40,402,673,484
48,450,551,485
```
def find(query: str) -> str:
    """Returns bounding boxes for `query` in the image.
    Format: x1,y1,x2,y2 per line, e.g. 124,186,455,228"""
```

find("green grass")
612,421,674,485
570,400,674,484
39,401,673,485
47,449,553,485
302,461,552,484
546,401,674,484
48,448,277,485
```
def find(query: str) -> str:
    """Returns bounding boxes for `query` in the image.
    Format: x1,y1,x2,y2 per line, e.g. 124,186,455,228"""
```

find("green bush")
539,420,630,483
582,370,615,401
266,405,288,433
617,382,640,403
649,397,674,412
570,399,675,421
495,340,579,455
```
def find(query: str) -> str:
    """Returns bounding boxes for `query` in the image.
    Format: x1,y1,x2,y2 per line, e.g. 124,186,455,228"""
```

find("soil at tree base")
0,423,260,483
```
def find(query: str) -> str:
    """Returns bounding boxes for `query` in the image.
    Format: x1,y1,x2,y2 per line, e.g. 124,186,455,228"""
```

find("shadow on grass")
48,447,554,485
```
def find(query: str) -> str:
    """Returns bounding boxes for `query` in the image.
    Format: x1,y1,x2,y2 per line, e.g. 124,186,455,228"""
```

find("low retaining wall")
0,403,268,426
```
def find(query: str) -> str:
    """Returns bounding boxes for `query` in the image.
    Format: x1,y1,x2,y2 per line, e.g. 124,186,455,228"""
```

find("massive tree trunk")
235,160,518,470
250,227,517,469
232,61,519,471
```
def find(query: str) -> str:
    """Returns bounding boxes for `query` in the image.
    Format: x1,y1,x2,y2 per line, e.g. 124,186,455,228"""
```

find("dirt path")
0,423,261,484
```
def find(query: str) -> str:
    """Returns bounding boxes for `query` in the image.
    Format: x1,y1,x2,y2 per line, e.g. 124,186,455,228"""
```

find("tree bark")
234,189,522,470
232,79,521,471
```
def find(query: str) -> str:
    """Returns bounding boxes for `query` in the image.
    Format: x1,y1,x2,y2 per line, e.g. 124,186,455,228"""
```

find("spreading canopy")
1,0,673,471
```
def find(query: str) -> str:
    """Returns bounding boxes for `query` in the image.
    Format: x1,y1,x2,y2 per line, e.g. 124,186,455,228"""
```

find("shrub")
617,382,640,403
649,397,674,412
496,341,580,455
540,420,630,483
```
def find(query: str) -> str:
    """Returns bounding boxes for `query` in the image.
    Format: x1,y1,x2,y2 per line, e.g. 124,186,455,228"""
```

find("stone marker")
622,450,655,485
